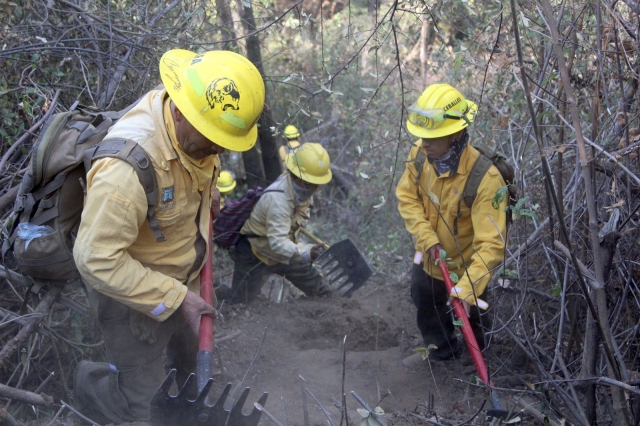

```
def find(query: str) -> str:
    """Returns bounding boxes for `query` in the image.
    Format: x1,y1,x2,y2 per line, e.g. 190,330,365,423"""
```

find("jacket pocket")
138,209,181,241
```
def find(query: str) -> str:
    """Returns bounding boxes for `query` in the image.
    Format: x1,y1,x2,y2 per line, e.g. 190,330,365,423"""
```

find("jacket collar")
150,88,178,166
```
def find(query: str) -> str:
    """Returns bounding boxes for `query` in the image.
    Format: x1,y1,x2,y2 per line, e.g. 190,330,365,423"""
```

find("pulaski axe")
300,228,375,297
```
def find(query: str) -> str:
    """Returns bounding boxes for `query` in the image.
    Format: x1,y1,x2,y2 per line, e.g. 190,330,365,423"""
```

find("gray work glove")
129,310,160,344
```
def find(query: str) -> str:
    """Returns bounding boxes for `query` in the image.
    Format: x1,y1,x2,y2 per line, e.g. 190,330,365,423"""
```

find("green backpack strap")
454,153,492,235
83,139,166,243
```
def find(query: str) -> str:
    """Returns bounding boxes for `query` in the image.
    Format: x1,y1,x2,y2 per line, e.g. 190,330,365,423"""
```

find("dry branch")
0,286,63,368
0,384,53,406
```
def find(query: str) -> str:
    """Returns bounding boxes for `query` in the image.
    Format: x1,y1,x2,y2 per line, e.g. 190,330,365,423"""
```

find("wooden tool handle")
299,227,330,249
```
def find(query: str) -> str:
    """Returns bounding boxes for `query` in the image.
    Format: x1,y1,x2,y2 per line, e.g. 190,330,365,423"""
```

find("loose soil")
205,272,502,426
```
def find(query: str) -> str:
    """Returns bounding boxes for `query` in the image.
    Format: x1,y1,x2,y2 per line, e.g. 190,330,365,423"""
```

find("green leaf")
439,249,447,261
551,283,562,298
453,318,463,326
492,186,507,210
449,271,459,283
453,54,463,71
22,99,32,116
357,408,370,418
367,417,380,426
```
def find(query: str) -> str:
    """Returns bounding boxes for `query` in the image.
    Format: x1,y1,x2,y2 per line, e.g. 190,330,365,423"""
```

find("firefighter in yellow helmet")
216,170,237,210
73,49,265,424
396,83,507,364
218,142,333,304
278,124,301,163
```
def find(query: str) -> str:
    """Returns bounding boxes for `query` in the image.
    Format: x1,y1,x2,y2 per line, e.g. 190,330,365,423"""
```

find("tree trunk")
241,1,282,187
215,0,237,50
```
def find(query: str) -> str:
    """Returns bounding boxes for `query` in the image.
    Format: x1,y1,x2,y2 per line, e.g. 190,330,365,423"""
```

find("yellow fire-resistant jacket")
73,89,219,321
240,173,315,265
396,140,507,306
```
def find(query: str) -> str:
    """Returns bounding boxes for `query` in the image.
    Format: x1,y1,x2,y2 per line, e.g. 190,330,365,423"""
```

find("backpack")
414,141,516,234
1,103,165,282
213,187,283,248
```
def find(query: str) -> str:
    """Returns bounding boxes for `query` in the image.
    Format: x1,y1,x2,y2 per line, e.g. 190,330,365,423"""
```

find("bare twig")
299,375,310,426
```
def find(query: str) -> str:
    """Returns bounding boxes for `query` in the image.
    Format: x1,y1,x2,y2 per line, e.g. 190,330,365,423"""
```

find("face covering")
429,130,469,176
292,183,316,204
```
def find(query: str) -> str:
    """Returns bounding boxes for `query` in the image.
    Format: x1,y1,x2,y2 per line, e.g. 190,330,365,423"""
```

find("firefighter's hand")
178,291,217,337
427,243,445,263
447,296,472,318
310,243,326,261
211,188,221,220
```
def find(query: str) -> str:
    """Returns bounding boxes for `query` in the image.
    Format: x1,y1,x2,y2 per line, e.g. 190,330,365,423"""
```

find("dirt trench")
201,276,493,426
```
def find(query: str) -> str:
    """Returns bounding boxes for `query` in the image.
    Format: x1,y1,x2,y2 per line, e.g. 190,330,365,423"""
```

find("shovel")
300,228,375,297
434,251,509,419
149,211,268,426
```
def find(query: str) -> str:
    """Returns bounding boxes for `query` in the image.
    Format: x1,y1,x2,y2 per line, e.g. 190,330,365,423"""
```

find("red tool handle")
436,253,490,385
199,210,214,352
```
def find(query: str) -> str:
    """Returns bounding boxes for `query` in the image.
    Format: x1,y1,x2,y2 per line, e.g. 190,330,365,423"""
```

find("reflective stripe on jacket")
240,173,315,265
73,89,219,321
396,140,507,305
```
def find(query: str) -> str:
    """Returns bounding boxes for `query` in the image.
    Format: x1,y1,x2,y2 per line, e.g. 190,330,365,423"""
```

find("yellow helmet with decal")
160,49,265,152
406,84,477,138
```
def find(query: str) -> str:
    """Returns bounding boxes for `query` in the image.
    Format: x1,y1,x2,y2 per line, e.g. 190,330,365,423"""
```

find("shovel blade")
316,238,375,297
149,370,267,426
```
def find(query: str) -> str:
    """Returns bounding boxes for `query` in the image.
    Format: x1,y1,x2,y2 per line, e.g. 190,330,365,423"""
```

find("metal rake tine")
328,271,348,284
193,377,214,405
228,388,268,425
342,286,358,298
315,253,334,269
231,387,252,413
324,264,344,278
335,279,352,292
212,382,233,407
155,369,176,397
177,373,197,399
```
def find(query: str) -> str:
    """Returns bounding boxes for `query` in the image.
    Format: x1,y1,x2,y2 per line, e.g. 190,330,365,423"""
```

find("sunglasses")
407,102,472,130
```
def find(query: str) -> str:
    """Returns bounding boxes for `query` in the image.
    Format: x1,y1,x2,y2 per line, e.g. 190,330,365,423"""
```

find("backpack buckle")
14,194,26,213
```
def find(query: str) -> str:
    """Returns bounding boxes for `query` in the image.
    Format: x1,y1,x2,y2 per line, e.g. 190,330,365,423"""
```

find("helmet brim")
407,101,478,139
218,180,237,194
160,49,260,152
288,167,333,185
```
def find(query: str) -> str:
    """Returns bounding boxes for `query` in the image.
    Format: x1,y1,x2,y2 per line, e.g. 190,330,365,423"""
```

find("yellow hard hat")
283,124,300,140
217,170,236,194
160,49,265,152
406,84,477,138
285,142,332,185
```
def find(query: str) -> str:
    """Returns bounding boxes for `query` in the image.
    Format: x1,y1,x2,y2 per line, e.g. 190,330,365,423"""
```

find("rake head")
316,238,375,298
149,369,268,426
